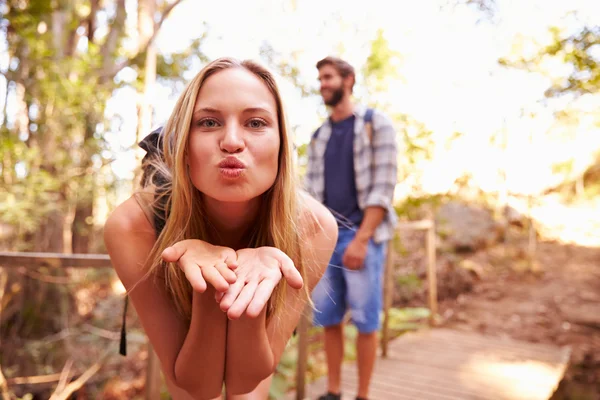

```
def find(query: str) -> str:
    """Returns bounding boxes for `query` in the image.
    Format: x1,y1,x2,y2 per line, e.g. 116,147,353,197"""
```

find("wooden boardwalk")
287,328,571,400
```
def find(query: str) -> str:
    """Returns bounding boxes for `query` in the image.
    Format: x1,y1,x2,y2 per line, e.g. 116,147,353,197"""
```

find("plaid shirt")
304,104,398,243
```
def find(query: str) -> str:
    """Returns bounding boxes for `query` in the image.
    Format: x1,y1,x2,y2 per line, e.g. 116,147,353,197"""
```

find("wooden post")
381,237,395,358
426,222,438,326
295,305,310,400
145,345,161,400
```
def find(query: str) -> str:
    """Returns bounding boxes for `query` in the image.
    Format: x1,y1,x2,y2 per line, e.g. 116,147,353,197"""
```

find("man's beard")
323,86,344,107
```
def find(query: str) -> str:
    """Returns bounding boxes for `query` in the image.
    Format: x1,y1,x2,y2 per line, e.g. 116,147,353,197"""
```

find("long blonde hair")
140,57,310,323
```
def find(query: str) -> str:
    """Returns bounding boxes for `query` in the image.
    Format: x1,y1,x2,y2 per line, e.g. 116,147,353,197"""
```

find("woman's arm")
104,196,228,399
223,195,338,394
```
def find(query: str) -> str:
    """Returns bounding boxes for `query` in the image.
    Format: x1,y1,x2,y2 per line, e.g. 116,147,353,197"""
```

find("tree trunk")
134,0,157,184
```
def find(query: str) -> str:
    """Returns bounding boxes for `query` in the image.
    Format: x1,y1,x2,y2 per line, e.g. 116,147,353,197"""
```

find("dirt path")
430,199,600,399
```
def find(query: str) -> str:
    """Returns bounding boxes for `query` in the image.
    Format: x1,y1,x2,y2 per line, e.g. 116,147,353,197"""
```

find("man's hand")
342,237,369,270
216,247,303,319
161,239,238,293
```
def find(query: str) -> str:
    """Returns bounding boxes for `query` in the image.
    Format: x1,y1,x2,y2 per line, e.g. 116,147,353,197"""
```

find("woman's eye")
248,119,266,129
198,118,219,128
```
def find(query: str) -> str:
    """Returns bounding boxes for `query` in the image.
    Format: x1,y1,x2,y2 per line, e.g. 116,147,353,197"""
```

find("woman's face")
187,68,281,204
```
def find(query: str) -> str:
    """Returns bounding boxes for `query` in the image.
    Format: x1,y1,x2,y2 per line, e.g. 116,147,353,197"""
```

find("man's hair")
316,56,356,91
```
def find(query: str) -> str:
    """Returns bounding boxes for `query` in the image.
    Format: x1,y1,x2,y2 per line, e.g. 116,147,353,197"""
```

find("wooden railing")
0,218,437,400
0,252,161,400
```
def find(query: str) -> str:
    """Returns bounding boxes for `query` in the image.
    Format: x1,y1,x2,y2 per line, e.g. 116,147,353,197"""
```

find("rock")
504,205,527,228
436,265,474,301
436,201,505,252
458,259,485,280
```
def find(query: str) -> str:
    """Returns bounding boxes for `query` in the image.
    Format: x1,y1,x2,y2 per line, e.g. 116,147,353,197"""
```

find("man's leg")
356,330,378,399
323,323,345,395
344,239,385,400
312,230,353,398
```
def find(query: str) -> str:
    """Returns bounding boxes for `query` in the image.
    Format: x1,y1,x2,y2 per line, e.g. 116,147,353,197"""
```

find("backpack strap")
119,296,128,356
364,108,375,142
311,127,320,141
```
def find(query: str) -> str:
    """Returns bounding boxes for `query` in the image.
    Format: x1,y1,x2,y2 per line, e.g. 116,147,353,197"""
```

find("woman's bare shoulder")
103,195,157,285
297,191,338,288
298,191,337,240
104,195,154,236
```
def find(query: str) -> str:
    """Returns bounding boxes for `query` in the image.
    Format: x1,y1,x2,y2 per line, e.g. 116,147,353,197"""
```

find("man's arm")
355,206,387,242
303,129,321,197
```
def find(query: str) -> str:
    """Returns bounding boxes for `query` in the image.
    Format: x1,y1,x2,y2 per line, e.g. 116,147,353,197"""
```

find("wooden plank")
288,328,571,400
380,238,394,358
396,220,433,230
0,252,112,268
145,345,161,400
425,223,437,325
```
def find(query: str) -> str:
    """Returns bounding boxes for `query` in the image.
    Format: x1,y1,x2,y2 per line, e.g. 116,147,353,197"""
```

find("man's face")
318,64,345,107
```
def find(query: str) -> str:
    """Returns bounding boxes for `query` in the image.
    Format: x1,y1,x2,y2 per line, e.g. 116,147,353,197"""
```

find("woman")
104,57,338,399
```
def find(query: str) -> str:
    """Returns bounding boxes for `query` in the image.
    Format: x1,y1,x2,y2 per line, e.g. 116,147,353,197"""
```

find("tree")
362,28,402,102
0,2,211,396
362,29,435,197
1,0,185,254
499,21,600,198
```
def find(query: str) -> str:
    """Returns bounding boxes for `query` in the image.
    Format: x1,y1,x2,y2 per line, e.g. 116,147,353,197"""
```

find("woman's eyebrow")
193,107,221,117
242,107,273,115
192,106,275,118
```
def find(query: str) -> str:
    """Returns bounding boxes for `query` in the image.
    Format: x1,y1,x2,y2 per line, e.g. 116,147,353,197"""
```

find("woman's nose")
220,125,245,153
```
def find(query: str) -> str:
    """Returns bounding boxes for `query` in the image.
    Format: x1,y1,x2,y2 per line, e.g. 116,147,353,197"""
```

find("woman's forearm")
224,309,274,395
174,287,227,399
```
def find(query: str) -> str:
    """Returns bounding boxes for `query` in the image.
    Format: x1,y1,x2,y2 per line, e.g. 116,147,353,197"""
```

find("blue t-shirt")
323,115,363,228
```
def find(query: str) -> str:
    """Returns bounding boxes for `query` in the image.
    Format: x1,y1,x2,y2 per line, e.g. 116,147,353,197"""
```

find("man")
305,56,398,400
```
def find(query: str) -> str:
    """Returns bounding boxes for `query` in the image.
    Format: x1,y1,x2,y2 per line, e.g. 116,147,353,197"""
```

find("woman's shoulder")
297,191,338,287
298,190,337,238
103,194,158,282
104,193,155,237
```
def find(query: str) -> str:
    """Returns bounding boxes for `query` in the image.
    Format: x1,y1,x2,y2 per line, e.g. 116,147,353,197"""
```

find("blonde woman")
104,58,337,399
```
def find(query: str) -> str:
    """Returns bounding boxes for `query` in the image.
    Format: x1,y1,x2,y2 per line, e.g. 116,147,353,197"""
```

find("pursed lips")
218,157,246,179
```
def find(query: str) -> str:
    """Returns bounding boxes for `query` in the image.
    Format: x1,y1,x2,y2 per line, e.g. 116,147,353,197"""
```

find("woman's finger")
162,242,188,263
201,265,230,293
223,253,239,270
227,280,258,320
215,261,237,284
219,279,245,312
246,279,277,318
276,253,303,289
178,258,206,293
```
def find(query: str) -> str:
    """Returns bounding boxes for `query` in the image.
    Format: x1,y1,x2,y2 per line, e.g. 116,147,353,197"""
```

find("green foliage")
396,272,422,293
500,21,600,199
363,29,402,97
361,29,440,195
500,25,600,98
394,193,448,220
156,35,210,83
542,27,600,97
260,42,320,98
386,307,431,333
1,0,204,250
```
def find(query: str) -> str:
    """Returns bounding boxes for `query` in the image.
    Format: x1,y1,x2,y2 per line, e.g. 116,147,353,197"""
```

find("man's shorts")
312,228,386,334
